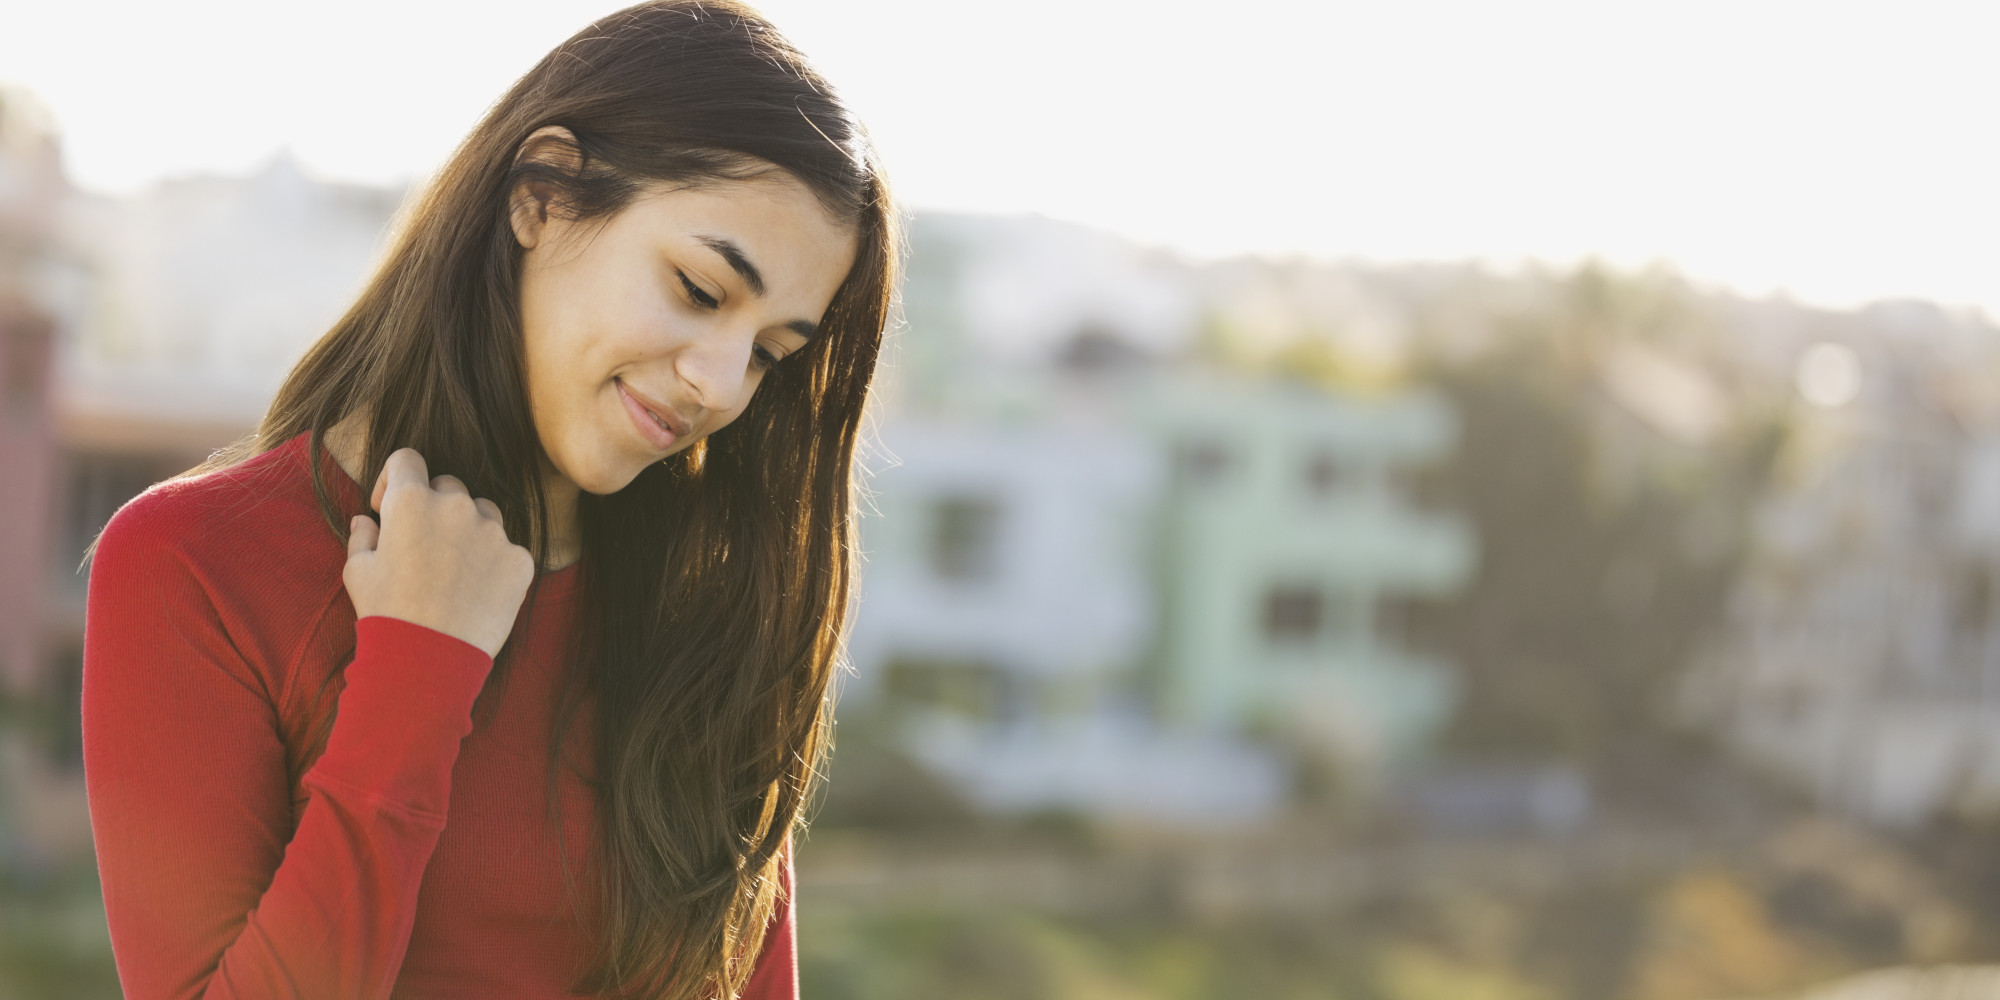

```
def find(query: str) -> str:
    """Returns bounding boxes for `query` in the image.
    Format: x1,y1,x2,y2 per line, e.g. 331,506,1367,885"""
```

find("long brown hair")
202,3,894,995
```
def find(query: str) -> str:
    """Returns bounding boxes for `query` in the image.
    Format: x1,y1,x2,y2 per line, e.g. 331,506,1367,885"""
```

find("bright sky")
3,0,1995,316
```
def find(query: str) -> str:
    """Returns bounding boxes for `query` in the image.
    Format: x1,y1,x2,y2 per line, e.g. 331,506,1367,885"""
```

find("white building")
61,152,402,438
846,346,1477,824
847,371,1294,826
1682,307,2000,828
840,213,1484,827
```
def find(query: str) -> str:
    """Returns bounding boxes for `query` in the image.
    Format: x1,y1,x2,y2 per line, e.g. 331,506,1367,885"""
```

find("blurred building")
1685,307,2000,828
844,217,1478,827
1145,372,1473,773
0,90,65,699
61,150,400,435
847,397,1283,826
0,138,399,869
0,87,81,871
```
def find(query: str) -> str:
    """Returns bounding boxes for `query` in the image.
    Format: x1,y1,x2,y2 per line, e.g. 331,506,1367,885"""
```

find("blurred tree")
1398,268,1786,770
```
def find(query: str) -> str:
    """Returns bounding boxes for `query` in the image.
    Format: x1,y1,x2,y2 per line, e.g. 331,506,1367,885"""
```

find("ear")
508,125,584,251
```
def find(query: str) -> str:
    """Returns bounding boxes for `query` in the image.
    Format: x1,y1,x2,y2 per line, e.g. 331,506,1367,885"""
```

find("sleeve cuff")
306,616,494,819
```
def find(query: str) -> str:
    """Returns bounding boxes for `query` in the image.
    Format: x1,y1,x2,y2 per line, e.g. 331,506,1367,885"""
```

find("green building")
1144,372,1476,780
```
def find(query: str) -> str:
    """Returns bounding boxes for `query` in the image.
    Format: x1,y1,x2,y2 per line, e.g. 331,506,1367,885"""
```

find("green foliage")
799,907,1383,1000
0,865,121,1000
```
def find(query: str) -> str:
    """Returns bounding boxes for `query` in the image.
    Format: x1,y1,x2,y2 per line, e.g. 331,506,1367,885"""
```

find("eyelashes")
680,268,781,371
677,270,719,309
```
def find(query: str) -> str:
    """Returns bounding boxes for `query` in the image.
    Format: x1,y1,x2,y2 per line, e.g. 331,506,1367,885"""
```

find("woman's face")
513,169,858,495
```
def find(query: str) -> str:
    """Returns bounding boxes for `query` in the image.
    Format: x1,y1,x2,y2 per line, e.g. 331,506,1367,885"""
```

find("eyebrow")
697,235,765,296
697,234,820,340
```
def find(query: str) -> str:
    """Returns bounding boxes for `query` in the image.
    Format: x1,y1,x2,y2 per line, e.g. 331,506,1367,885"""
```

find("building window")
41,645,84,770
2,310,52,414
1303,449,1348,497
1176,441,1232,486
1263,585,1324,645
930,495,1002,583
1374,594,1420,649
1955,563,1993,635
1387,460,1445,510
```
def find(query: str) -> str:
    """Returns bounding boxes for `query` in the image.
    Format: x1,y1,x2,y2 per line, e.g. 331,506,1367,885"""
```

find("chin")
588,461,653,496
555,442,650,496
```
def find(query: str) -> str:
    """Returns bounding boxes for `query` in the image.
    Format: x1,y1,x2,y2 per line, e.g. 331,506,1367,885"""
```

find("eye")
750,343,780,372
677,270,719,310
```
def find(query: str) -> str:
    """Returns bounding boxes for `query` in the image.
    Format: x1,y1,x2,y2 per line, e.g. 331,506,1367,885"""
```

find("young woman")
79,3,893,998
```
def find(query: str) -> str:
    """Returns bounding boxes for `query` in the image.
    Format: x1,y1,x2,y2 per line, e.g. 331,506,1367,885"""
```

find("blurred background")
3,2,2000,998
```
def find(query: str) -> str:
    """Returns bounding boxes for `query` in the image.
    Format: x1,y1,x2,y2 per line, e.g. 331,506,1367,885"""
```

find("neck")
534,451,583,571
324,411,582,571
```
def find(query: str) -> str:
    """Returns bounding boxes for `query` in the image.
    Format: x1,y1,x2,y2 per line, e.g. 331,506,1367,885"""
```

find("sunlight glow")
2,0,1994,316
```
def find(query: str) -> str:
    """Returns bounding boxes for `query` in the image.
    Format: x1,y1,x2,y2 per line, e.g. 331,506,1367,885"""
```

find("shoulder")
92,433,357,661
100,433,343,562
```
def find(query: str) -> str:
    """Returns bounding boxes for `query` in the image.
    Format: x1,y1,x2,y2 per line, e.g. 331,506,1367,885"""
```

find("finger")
347,514,379,557
430,474,470,498
473,497,504,524
375,448,431,511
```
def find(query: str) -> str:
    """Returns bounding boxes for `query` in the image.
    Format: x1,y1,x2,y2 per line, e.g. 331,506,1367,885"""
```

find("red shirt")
81,432,796,999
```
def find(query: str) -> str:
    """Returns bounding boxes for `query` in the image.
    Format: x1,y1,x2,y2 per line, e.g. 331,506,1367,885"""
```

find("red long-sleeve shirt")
81,431,797,999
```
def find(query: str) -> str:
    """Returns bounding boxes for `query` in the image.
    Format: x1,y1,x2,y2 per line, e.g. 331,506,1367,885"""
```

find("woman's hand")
342,447,536,659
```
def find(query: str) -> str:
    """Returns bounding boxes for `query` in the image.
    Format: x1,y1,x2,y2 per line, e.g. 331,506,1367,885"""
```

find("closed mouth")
615,377,693,439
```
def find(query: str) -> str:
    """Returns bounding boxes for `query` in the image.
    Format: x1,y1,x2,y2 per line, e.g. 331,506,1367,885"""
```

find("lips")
615,377,692,451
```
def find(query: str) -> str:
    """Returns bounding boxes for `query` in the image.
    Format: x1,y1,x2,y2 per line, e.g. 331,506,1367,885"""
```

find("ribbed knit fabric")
81,432,796,999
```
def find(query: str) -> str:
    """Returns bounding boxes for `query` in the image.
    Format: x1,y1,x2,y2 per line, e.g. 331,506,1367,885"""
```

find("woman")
80,3,893,998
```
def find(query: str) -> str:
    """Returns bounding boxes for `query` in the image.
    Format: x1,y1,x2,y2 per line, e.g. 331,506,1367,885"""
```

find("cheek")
519,278,618,471
519,295,578,422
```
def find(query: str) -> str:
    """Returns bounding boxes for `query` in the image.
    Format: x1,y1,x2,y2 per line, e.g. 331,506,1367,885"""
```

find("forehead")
620,173,857,297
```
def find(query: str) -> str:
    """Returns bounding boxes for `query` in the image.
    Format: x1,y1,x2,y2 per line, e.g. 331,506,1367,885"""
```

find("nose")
671,323,758,415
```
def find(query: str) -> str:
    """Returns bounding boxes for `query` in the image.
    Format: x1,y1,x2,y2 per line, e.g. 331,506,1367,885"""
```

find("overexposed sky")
3,0,1995,316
